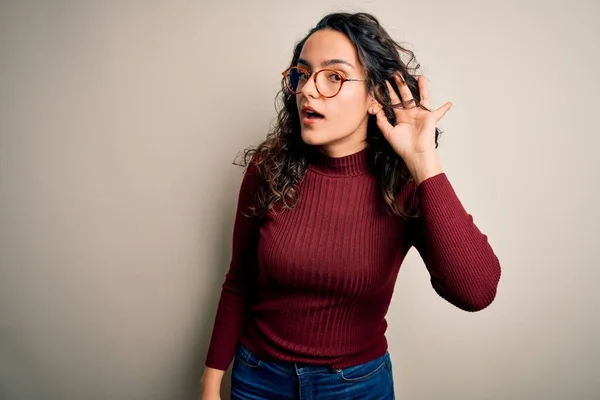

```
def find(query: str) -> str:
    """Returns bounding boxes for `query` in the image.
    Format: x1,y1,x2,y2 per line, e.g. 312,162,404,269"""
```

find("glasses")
282,66,366,98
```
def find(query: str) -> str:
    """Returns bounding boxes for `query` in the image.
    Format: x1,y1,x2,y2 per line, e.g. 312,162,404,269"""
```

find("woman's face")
295,29,374,157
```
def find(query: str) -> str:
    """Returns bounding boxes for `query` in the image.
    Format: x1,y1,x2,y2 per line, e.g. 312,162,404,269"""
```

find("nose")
299,73,319,99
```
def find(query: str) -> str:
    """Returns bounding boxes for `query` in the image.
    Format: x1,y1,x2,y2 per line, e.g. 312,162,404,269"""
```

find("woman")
200,11,501,400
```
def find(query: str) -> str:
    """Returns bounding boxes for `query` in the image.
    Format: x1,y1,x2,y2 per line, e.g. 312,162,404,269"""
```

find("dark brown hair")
237,12,441,218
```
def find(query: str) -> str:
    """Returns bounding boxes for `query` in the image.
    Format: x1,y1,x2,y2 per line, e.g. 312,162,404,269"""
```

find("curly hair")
236,12,441,219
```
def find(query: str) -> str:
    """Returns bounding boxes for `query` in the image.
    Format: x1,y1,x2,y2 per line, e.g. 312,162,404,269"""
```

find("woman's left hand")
373,73,452,184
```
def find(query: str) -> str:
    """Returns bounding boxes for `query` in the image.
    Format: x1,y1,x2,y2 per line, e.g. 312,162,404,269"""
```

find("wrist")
406,153,443,185
200,381,220,397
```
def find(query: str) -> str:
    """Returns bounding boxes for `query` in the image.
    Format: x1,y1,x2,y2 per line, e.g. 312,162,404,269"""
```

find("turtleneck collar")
308,147,370,177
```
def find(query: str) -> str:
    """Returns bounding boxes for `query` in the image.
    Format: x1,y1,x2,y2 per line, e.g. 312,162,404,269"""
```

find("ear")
367,92,378,115
367,92,379,115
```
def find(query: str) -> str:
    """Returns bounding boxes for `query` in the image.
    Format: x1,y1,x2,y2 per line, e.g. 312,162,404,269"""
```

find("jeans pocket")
337,353,388,382
234,343,262,368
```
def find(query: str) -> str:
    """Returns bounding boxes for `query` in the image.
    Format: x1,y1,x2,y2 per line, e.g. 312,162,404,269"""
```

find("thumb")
433,101,453,121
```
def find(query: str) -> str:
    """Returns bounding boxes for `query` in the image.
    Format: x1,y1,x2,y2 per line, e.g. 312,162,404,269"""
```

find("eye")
296,69,309,81
326,72,343,82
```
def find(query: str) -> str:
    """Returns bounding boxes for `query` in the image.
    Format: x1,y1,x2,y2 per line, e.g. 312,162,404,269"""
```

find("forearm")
412,173,501,311
205,276,249,369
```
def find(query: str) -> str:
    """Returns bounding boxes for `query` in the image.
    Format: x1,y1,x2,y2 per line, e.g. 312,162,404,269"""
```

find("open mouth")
304,111,324,120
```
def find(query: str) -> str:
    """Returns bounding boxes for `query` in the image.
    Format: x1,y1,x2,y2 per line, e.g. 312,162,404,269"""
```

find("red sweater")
205,148,501,370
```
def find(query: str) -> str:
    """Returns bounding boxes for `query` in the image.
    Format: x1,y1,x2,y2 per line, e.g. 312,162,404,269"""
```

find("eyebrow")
297,58,355,70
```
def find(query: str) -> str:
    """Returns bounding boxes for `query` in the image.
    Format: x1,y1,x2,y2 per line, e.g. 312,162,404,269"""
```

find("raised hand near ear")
372,73,452,184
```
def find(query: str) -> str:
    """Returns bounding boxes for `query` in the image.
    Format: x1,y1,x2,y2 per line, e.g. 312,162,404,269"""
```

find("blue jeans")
231,343,395,400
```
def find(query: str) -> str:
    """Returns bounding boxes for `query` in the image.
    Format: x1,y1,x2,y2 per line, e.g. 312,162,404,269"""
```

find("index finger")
418,75,430,109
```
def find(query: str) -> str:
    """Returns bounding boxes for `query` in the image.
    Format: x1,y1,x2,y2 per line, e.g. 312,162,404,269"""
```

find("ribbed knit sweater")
205,148,501,370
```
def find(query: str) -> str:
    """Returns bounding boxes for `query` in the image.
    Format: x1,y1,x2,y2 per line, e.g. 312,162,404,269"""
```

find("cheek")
330,92,369,122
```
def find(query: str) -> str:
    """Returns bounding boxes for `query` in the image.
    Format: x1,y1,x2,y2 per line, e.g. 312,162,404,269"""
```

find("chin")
301,129,336,146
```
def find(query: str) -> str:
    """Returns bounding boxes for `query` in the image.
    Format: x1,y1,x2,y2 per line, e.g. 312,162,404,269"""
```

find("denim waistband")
236,342,388,374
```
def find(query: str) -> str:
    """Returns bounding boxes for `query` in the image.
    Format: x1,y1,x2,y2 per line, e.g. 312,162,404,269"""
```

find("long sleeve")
409,173,501,312
205,165,261,370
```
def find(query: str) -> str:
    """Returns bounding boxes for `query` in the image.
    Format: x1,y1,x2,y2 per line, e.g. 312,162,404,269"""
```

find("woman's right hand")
198,367,225,400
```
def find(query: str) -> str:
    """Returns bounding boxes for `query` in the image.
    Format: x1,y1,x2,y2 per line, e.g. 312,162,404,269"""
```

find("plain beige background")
1,1,598,399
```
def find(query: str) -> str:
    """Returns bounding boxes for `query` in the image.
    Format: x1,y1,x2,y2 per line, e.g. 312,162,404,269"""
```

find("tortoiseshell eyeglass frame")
281,66,367,98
